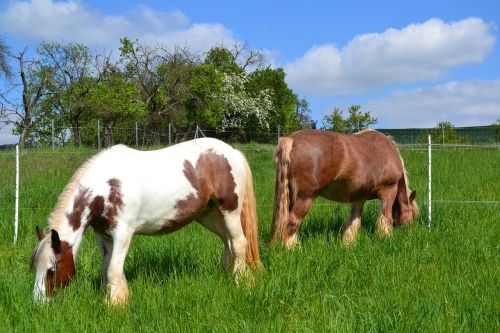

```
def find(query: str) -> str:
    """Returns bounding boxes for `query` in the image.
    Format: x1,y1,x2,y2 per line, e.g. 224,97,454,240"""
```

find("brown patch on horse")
88,179,124,233
106,178,123,222
46,241,75,296
169,150,238,231
67,187,91,230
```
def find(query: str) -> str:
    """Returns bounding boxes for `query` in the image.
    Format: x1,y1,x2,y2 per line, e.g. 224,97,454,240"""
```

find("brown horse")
271,129,419,247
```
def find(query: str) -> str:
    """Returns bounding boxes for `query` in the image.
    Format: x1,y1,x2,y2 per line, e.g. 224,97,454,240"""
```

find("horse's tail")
240,154,263,270
271,137,294,243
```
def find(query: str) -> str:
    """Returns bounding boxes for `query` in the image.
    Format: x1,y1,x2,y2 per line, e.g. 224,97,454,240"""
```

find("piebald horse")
272,129,419,247
31,138,262,305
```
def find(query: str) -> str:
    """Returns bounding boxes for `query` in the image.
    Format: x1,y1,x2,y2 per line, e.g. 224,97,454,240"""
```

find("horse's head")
30,227,76,302
393,190,419,225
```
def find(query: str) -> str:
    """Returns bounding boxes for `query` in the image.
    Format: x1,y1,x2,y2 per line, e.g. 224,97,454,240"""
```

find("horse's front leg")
94,232,113,286
285,196,314,248
107,226,133,306
376,186,398,238
342,201,364,245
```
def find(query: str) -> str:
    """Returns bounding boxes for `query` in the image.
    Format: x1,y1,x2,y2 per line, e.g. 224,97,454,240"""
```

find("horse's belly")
319,181,377,203
134,218,192,235
132,199,197,235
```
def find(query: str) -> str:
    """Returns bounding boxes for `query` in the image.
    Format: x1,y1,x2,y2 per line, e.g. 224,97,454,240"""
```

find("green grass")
0,145,498,332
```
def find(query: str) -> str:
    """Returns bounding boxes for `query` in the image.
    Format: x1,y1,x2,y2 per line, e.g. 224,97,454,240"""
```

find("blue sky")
1,0,499,143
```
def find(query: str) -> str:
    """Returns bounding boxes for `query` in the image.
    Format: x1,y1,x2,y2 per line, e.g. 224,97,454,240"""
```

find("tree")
217,72,273,134
88,74,145,147
1,48,52,148
37,41,106,146
119,38,199,133
204,47,241,74
295,98,316,129
186,63,224,127
322,105,377,133
247,67,299,133
493,119,500,143
205,43,265,74
424,121,470,144
0,37,11,79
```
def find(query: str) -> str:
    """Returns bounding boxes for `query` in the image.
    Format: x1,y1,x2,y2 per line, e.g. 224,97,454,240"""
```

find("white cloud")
0,0,236,52
364,80,500,128
285,18,496,95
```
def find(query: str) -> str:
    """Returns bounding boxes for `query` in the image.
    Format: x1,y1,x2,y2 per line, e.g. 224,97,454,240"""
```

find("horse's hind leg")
376,186,398,238
198,210,248,278
223,211,249,279
107,225,134,306
286,196,314,248
342,201,364,245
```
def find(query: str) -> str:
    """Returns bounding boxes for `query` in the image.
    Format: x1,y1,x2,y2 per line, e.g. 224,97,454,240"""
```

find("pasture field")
0,144,498,332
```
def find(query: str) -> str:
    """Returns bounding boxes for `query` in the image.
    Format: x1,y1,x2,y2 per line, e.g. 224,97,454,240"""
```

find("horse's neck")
50,217,86,258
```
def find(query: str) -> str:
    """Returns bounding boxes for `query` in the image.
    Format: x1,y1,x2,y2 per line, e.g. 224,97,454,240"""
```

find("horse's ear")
51,229,61,253
409,190,416,202
36,226,45,241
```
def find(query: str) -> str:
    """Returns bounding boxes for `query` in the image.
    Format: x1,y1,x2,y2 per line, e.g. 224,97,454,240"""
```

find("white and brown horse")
31,138,262,305
272,129,419,247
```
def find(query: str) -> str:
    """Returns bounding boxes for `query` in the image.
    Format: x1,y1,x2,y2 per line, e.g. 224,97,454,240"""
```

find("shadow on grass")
298,202,382,242
125,247,204,283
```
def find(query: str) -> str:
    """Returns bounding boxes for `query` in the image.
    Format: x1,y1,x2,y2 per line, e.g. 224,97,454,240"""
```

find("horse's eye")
47,267,56,276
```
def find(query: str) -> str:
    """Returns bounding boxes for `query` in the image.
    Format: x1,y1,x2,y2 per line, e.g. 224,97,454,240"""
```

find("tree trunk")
71,121,81,147
18,116,31,149
103,122,114,148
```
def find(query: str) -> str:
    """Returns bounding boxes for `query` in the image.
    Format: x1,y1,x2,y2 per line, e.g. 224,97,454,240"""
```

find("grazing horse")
271,129,419,247
31,138,262,305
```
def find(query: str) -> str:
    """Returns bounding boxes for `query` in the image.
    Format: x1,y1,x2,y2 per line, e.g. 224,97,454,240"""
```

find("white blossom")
216,72,273,132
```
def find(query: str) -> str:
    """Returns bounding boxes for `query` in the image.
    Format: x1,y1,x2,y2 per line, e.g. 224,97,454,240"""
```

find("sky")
1,0,499,144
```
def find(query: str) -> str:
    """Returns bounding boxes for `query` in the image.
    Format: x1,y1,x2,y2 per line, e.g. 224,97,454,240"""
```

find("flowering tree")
217,72,273,132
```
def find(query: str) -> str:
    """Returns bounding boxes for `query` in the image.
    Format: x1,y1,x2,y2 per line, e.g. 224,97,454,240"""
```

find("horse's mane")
356,129,412,196
48,149,107,230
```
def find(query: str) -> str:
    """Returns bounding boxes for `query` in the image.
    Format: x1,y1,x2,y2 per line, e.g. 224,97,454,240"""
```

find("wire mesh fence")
1,122,498,150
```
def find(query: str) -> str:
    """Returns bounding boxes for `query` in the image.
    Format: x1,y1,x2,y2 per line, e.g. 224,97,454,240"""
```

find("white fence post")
428,134,432,230
14,145,19,244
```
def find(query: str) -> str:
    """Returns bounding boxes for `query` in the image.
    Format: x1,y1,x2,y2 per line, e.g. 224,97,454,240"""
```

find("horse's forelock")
30,237,55,271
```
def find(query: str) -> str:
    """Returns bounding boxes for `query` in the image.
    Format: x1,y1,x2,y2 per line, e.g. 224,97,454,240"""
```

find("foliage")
2,39,305,146
247,68,300,133
418,121,471,144
0,37,11,78
322,105,377,133
186,64,224,127
493,119,500,143
295,98,316,129
204,47,242,74
217,72,273,133
88,75,145,146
